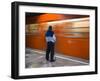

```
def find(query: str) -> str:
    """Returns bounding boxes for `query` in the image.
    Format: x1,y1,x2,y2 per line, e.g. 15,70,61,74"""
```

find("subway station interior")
25,13,89,68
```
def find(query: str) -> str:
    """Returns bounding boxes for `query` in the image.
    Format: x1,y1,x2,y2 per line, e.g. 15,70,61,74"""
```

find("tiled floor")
25,48,89,68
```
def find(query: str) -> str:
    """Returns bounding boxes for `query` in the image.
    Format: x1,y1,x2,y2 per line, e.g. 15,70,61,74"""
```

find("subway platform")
25,48,89,68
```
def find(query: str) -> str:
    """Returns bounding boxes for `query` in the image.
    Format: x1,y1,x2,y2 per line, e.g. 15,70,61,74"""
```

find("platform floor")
25,48,89,68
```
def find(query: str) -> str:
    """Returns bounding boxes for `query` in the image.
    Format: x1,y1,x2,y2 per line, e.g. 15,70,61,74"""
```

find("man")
45,26,56,62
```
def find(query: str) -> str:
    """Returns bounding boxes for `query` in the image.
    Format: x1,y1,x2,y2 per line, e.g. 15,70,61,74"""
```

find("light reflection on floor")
25,48,89,68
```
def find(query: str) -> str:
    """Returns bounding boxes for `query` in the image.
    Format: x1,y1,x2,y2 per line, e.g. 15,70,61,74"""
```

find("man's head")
48,26,52,31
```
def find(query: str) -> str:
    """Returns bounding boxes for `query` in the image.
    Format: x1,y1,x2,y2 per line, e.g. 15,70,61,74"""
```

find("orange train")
26,13,89,60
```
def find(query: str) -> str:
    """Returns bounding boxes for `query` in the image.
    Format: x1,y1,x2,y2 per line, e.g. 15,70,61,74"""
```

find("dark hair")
48,26,52,31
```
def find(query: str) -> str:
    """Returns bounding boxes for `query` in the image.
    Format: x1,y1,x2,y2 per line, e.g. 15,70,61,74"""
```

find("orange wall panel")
55,37,89,59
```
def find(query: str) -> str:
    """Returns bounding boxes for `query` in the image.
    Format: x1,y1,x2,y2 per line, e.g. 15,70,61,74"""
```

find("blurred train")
26,13,89,60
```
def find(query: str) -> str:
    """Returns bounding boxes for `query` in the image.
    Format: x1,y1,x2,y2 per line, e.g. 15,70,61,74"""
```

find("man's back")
45,30,56,43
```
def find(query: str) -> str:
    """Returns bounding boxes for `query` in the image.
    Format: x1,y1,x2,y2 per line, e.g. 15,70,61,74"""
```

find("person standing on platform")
45,26,56,62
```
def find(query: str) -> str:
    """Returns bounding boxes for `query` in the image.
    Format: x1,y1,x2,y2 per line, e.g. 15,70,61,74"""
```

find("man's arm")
53,34,56,42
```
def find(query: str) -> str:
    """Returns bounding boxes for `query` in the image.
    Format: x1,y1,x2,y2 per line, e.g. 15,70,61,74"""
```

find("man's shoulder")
47,31,54,34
